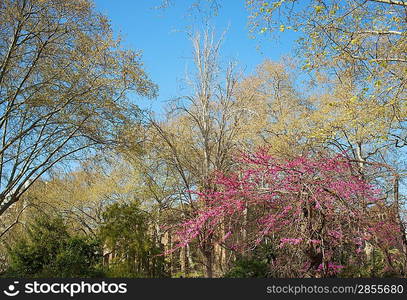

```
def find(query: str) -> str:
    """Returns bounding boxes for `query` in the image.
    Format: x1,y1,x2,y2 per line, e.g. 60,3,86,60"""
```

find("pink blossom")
167,149,398,277
279,238,303,247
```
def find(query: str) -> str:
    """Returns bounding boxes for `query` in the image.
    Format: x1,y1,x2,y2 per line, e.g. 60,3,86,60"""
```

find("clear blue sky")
94,0,298,114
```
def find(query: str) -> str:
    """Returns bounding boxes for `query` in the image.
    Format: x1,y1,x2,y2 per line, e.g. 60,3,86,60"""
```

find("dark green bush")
4,216,104,278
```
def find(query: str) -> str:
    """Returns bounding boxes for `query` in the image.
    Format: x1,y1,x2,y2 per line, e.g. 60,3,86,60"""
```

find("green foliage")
223,258,269,278
99,202,167,278
0,0,405,279
53,237,104,278
4,216,103,278
340,248,404,278
172,271,204,278
223,243,274,278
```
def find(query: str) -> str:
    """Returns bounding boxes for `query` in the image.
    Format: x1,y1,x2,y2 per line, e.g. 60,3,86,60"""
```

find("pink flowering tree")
171,149,406,277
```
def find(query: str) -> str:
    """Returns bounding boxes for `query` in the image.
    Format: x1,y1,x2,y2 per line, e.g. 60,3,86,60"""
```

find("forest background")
0,0,406,278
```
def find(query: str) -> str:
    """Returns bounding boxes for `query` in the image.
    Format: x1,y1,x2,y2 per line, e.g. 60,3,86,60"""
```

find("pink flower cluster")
170,149,402,276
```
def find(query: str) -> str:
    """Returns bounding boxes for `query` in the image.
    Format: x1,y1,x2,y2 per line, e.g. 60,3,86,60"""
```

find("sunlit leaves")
0,0,157,216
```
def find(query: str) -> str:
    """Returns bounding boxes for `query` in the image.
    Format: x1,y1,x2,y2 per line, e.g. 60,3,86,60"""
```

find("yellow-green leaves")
314,5,324,13
0,0,157,217
246,0,407,156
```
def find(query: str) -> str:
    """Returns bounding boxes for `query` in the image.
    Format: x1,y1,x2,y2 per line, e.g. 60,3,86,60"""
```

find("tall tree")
148,30,270,277
237,59,312,156
247,1,407,248
246,0,406,149
0,0,157,217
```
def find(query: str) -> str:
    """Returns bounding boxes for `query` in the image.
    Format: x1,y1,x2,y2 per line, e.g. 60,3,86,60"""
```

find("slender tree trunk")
393,176,407,275
242,206,248,244
180,246,186,275
205,250,213,278
201,240,214,278
356,142,365,170
186,243,193,272
168,234,173,277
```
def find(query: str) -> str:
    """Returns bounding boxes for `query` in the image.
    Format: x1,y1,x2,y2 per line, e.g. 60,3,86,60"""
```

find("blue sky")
94,0,299,114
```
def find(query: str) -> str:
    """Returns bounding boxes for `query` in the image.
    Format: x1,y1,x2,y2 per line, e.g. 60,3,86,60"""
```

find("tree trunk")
186,243,193,269
180,246,186,275
204,250,213,278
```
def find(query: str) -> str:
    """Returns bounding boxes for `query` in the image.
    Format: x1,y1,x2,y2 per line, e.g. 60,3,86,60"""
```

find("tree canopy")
0,0,157,217
0,0,405,279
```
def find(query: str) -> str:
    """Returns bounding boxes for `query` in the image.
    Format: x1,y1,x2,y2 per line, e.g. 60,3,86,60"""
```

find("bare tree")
148,29,266,277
